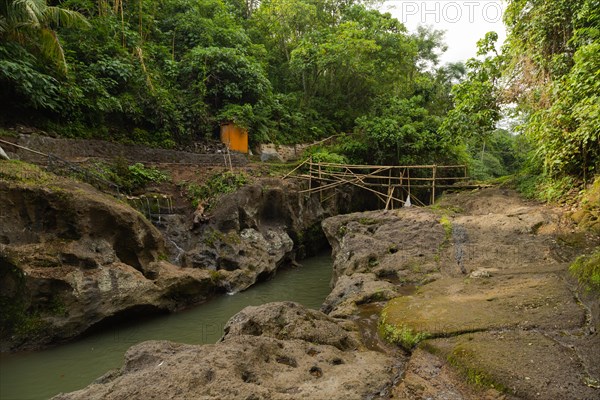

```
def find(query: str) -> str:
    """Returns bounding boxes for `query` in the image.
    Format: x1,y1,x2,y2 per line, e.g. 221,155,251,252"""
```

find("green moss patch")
569,248,600,292
439,215,452,242
378,275,584,341
0,160,54,185
423,331,598,399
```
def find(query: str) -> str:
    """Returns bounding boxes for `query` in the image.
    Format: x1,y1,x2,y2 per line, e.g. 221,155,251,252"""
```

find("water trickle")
155,197,161,222
144,196,151,219
168,238,185,264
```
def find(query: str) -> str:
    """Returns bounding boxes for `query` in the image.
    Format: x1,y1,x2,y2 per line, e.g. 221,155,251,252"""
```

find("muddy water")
0,254,333,400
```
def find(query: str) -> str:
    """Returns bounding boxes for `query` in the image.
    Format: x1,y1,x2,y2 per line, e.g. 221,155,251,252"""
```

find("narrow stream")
0,253,333,400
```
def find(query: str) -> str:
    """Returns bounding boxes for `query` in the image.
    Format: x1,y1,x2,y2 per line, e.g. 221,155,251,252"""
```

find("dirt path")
383,188,599,399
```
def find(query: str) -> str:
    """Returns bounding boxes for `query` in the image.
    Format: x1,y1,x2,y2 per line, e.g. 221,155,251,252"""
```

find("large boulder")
221,301,361,351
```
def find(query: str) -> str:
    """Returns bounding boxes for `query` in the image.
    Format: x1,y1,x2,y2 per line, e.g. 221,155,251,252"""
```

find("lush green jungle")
0,0,599,198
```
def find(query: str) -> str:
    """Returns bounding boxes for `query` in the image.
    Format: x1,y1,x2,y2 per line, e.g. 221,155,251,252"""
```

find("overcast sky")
379,1,507,64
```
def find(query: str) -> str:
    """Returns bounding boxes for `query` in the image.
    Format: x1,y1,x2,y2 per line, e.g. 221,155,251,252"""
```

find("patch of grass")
439,215,452,241
429,203,464,215
516,174,581,204
378,308,429,350
487,175,514,186
379,321,429,350
447,345,509,393
209,270,224,284
90,159,169,193
569,249,600,292
0,160,52,184
0,128,18,137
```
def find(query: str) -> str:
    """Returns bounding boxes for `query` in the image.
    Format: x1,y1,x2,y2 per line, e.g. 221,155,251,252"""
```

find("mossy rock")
423,331,598,399
378,275,584,345
570,248,600,292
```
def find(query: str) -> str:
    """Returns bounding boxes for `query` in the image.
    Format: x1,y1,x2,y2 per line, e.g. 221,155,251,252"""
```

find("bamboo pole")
308,159,312,194
282,157,310,179
288,161,469,206
318,163,323,203
431,165,437,205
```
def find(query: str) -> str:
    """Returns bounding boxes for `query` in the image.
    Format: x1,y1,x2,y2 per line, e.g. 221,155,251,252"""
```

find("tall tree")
502,0,600,178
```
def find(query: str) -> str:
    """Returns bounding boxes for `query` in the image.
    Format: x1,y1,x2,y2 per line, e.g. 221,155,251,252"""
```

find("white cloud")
379,1,507,64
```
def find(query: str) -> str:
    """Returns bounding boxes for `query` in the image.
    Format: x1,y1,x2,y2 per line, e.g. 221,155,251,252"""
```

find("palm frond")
44,6,90,29
12,0,43,26
2,0,88,74
37,26,66,73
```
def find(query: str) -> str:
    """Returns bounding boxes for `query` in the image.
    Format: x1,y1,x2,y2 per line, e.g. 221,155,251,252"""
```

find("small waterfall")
168,238,185,264
144,197,151,219
155,197,161,223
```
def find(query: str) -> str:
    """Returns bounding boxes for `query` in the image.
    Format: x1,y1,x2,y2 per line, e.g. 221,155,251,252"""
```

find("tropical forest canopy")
0,0,599,192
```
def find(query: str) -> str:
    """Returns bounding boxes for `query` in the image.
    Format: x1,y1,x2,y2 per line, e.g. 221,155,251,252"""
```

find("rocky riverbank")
322,187,599,399
0,161,220,351
0,159,364,351
54,186,599,399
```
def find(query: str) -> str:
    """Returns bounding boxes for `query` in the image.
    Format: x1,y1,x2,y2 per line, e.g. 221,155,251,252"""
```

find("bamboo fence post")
308,159,313,195
318,163,323,203
431,165,437,205
387,168,392,209
407,167,411,201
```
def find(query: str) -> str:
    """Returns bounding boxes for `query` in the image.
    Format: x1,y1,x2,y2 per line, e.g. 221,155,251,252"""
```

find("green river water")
0,253,333,400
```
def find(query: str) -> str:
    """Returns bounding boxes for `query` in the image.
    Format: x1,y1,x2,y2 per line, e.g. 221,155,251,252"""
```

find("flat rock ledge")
321,188,599,399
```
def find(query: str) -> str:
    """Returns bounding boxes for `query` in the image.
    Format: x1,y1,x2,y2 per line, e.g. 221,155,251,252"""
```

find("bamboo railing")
283,158,469,209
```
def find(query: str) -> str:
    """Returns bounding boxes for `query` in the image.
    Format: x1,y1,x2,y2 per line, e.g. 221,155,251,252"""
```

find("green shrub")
306,147,348,165
90,160,169,193
183,171,248,208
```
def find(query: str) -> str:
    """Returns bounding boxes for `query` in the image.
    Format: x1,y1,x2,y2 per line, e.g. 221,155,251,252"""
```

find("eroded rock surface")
163,178,366,293
322,187,599,400
221,301,361,351
0,162,219,351
0,160,366,351
54,302,400,400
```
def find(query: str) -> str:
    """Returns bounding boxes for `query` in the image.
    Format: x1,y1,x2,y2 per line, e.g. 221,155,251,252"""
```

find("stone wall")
1,134,248,167
257,143,311,162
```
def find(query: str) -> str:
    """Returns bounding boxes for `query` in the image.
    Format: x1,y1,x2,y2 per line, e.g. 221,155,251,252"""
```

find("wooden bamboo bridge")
283,158,470,208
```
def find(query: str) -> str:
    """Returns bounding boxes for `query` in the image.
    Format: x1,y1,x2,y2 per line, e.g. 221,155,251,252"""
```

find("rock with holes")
322,209,445,287
221,301,361,350
320,273,399,318
53,306,400,400
320,208,445,321
177,177,370,294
